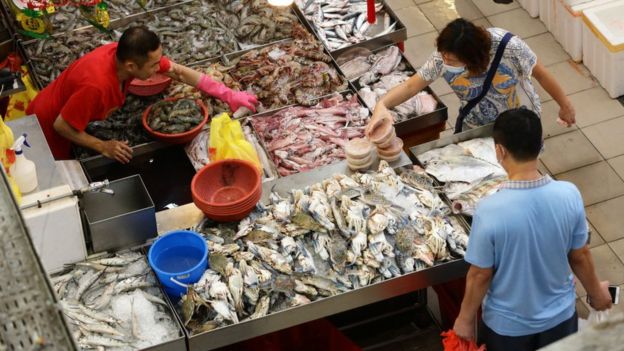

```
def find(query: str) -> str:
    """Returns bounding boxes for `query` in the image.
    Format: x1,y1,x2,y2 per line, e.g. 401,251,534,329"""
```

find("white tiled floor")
390,0,624,323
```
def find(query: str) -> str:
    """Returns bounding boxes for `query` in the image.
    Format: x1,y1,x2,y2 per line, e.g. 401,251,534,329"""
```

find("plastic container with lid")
518,0,540,17
540,0,557,32
582,0,624,97
553,0,617,62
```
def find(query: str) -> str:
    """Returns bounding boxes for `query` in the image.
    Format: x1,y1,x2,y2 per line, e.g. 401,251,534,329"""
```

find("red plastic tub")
191,159,262,222
128,73,172,96
142,97,209,144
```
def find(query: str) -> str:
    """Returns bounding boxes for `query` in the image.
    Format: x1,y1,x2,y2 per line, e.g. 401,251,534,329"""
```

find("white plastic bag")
588,309,610,324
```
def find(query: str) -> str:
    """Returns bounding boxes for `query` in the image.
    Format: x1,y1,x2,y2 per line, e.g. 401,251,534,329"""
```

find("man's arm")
53,116,132,163
454,265,493,340
568,245,612,311
532,60,576,126
163,60,257,112
163,61,201,87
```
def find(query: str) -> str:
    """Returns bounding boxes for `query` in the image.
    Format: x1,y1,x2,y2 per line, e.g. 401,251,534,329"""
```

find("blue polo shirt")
465,175,588,336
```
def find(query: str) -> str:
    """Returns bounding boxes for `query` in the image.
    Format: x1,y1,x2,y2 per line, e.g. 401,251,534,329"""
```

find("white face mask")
443,63,466,74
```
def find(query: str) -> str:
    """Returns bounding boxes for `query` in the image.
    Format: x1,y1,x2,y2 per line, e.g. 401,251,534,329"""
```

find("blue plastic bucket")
148,230,208,300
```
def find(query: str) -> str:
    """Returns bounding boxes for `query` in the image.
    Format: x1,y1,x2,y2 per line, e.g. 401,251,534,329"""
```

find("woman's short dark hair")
493,108,542,162
116,26,161,68
436,18,492,75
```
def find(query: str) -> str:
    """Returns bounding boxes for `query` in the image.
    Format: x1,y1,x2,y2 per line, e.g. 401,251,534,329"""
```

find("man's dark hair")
116,26,161,67
436,18,492,75
492,108,542,162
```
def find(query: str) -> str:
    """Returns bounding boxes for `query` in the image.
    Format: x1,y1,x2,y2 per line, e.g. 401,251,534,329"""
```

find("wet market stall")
0,1,519,350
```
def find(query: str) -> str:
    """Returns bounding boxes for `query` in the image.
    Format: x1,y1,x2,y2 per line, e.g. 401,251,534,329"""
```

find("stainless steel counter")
154,151,469,351
6,115,65,192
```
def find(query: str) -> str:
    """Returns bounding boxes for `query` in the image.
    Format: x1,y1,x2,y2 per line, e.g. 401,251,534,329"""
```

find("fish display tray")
293,0,407,57
3,0,194,40
0,170,77,350
19,1,302,89
408,124,495,163
169,162,471,351
409,123,496,225
246,89,370,179
346,45,449,141
49,248,188,351
220,36,349,111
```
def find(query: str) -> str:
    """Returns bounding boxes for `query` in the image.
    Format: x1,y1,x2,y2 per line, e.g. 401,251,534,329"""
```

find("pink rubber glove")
196,74,258,113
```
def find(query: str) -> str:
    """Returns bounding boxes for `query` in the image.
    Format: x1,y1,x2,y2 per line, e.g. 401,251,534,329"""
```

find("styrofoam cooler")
553,0,617,62
540,0,557,31
518,0,540,17
582,0,624,98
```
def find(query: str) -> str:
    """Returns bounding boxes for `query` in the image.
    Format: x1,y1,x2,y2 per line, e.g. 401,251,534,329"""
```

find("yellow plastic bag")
209,113,261,169
6,66,39,122
0,116,21,203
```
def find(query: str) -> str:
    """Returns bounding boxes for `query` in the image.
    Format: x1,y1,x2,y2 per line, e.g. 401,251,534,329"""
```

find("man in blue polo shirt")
453,108,612,350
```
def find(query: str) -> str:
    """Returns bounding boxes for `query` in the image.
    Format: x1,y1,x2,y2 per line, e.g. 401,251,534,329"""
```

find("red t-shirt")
26,43,169,159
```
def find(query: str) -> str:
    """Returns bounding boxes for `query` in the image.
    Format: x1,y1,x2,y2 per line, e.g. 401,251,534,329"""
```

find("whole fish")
450,175,507,215
247,242,293,275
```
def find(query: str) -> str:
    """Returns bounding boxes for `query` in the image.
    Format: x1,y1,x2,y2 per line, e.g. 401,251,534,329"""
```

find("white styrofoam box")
540,0,557,31
553,0,617,62
582,0,624,98
21,185,86,274
518,0,540,17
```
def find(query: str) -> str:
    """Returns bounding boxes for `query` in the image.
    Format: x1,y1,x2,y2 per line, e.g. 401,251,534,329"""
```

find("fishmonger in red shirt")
26,26,257,163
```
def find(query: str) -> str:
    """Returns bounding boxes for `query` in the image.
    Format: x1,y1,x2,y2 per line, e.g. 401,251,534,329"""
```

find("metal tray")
220,36,348,112
246,89,369,179
177,162,468,350
293,0,407,57
49,248,187,351
344,44,448,137
409,123,495,158
6,0,194,40
81,174,157,254
409,123,496,224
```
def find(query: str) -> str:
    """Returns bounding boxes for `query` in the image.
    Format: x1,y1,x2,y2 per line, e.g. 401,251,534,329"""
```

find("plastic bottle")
9,133,37,193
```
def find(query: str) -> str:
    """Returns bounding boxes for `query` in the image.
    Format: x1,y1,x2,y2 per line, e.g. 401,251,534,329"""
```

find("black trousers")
478,311,578,351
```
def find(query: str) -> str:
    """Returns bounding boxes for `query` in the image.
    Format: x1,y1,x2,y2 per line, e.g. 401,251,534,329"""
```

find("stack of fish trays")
337,44,448,152
293,0,407,56
0,170,77,350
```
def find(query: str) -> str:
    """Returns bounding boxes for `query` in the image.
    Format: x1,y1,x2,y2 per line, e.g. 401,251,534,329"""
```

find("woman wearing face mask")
365,18,575,135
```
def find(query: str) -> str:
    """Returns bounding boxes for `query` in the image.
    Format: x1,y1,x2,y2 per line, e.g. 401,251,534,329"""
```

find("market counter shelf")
186,259,468,351
293,0,407,57
150,152,470,350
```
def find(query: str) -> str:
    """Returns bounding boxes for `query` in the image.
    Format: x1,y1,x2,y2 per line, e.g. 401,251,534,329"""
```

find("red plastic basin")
142,97,209,144
191,159,262,222
128,73,172,96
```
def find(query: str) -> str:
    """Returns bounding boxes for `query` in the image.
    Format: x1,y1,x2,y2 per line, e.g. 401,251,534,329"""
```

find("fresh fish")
248,295,270,320
228,268,245,315
247,242,293,275
79,335,129,348
211,300,239,324
450,175,507,215
250,94,367,177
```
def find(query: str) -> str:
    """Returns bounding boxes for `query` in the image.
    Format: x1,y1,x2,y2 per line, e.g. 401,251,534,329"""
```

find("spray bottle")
10,133,37,193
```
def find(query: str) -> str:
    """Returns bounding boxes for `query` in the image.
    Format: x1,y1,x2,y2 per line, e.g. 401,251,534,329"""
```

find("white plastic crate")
553,0,616,62
540,0,557,32
582,0,624,98
518,0,540,17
